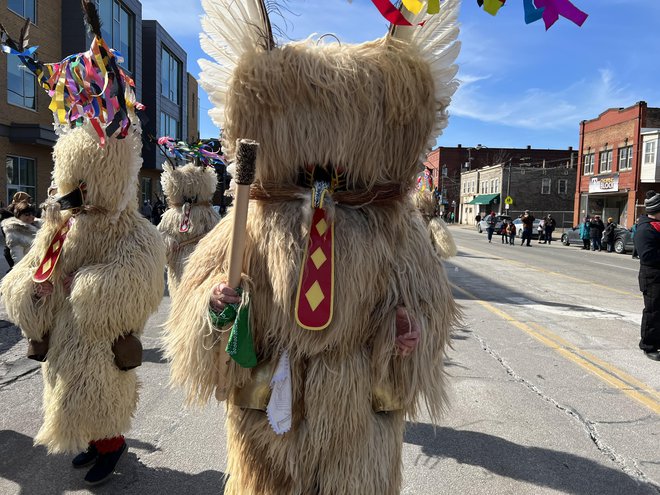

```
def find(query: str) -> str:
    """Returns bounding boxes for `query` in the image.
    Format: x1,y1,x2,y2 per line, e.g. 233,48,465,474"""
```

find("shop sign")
589,173,619,193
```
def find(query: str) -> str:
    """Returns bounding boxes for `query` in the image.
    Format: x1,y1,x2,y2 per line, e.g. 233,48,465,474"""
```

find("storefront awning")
467,193,499,205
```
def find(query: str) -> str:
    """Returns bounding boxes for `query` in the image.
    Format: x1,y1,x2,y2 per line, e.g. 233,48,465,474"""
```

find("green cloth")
209,289,257,368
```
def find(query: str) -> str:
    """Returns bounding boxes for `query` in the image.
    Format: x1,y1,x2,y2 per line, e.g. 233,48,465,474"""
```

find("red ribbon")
370,0,425,26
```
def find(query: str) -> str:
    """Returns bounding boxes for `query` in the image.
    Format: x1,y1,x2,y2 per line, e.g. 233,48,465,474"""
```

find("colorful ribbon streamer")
523,0,545,24
157,137,225,167
534,0,588,29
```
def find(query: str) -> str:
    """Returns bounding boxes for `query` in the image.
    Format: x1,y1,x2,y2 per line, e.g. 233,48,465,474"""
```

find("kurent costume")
0,3,165,485
157,141,221,296
165,1,460,493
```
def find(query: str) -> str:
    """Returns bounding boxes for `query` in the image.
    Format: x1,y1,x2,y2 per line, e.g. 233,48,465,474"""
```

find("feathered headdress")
199,0,460,155
157,137,225,168
0,0,143,146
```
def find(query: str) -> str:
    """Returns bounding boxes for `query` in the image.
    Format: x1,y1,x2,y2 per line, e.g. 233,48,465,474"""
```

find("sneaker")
84,442,127,486
72,444,98,469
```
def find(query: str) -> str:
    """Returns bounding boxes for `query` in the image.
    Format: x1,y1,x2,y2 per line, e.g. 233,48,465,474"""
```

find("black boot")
72,443,98,469
84,442,127,486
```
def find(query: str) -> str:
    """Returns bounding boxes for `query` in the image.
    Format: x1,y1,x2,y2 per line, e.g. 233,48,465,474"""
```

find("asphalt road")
0,227,658,494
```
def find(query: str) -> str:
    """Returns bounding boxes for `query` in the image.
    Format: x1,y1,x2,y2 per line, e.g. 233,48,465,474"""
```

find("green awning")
467,193,500,205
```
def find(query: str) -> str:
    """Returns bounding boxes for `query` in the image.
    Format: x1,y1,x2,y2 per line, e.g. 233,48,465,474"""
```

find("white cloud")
451,68,635,130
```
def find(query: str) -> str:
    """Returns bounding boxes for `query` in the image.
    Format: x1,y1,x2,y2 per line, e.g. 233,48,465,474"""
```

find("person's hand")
210,282,241,312
34,281,54,299
395,306,420,357
62,272,76,295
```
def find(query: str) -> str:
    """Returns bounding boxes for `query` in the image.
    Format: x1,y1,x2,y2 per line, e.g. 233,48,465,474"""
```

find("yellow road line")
452,284,660,415
456,245,641,298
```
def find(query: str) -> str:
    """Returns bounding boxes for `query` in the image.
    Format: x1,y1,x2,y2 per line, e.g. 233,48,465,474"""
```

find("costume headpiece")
0,0,143,146
157,137,225,168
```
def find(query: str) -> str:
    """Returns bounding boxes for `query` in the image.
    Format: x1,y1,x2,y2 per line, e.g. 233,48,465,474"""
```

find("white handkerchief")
267,350,292,435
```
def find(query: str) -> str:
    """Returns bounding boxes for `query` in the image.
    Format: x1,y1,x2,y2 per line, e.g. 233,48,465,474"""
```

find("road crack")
473,332,660,493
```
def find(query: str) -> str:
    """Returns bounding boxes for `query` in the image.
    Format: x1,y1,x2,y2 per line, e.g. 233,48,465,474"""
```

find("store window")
6,156,36,204
140,177,152,204
162,47,182,104
96,0,134,71
558,179,568,195
583,153,594,175
599,149,612,173
541,178,551,195
7,54,36,109
618,146,633,171
8,0,36,21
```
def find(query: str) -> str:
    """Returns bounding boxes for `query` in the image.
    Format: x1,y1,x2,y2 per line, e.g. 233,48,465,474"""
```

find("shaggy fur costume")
412,190,458,259
1,217,42,263
165,1,461,492
0,123,166,453
158,162,220,296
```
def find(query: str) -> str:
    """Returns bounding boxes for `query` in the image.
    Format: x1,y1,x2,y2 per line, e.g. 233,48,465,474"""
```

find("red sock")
92,436,125,454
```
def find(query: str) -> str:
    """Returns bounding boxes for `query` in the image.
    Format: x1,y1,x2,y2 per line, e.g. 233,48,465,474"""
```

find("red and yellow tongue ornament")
295,181,335,331
33,217,75,283
179,201,192,233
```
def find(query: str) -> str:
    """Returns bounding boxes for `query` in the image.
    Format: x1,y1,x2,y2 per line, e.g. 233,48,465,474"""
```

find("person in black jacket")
603,217,618,253
589,215,605,251
634,190,660,361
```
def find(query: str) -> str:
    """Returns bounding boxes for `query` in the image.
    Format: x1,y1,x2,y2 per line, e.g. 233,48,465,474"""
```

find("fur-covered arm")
0,250,61,341
372,216,459,422
68,230,166,341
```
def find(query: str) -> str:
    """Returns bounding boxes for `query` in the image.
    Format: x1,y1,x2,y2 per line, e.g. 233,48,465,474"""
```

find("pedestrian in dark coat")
633,190,660,360
543,214,556,244
603,217,617,253
486,211,497,243
589,215,605,251
520,210,535,247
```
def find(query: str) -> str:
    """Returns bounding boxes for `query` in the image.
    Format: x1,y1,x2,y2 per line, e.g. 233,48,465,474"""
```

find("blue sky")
141,0,660,151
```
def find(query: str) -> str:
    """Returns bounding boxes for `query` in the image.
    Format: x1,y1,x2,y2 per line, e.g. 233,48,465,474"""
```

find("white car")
512,218,541,238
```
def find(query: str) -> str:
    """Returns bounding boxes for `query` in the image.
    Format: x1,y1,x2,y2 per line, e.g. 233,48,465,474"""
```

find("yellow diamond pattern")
305,281,325,311
53,240,61,252
42,259,52,274
310,248,327,269
316,218,328,236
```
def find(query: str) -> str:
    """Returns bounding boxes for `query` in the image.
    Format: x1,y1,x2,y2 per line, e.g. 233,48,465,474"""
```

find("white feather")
199,0,271,128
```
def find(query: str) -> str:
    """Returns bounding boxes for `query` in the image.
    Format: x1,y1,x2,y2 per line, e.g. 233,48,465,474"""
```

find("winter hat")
14,201,36,218
645,190,660,214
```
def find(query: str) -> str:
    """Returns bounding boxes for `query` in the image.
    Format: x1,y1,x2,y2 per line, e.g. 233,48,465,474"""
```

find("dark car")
477,215,512,234
561,226,634,254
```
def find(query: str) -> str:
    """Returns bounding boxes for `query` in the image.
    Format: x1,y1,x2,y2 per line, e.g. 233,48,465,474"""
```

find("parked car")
512,218,541,239
561,226,634,254
477,215,512,234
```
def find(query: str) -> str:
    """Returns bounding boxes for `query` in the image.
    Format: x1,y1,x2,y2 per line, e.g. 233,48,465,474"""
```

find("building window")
599,149,612,173
96,0,134,71
494,178,499,193
618,146,633,171
8,0,36,21
7,54,36,109
160,112,180,140
161,47,182,104
583,153,594,175
6,155,36,204
558,179,568,195
644,141,657,165
541,178,551,195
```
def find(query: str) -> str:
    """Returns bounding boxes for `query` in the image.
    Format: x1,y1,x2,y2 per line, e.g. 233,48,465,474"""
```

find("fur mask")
161,162,218,206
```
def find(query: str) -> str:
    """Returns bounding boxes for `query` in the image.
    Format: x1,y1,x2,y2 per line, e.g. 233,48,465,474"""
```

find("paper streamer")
266,351,292,435
534,0,588,29
523,0,545,24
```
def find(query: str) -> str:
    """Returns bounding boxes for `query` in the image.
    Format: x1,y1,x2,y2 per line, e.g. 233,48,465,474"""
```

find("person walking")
589,215,605,251
631,217,640,259
537,217,546,243
449,211,455,224
633,190,660,360
544,214,557,244
507,221,517,245
500,219,509,244
579,216,591,250
486,211,497,243
475,213,481,226
603,217,617,253
520,210,535,247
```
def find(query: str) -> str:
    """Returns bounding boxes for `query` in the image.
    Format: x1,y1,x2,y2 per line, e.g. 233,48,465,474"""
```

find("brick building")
575,101,660,228
0,0,199,207
423,145,574,217
460,159,576,227
0,0,62,206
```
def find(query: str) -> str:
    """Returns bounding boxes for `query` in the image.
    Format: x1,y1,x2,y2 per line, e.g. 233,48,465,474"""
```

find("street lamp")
465,144,486,171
